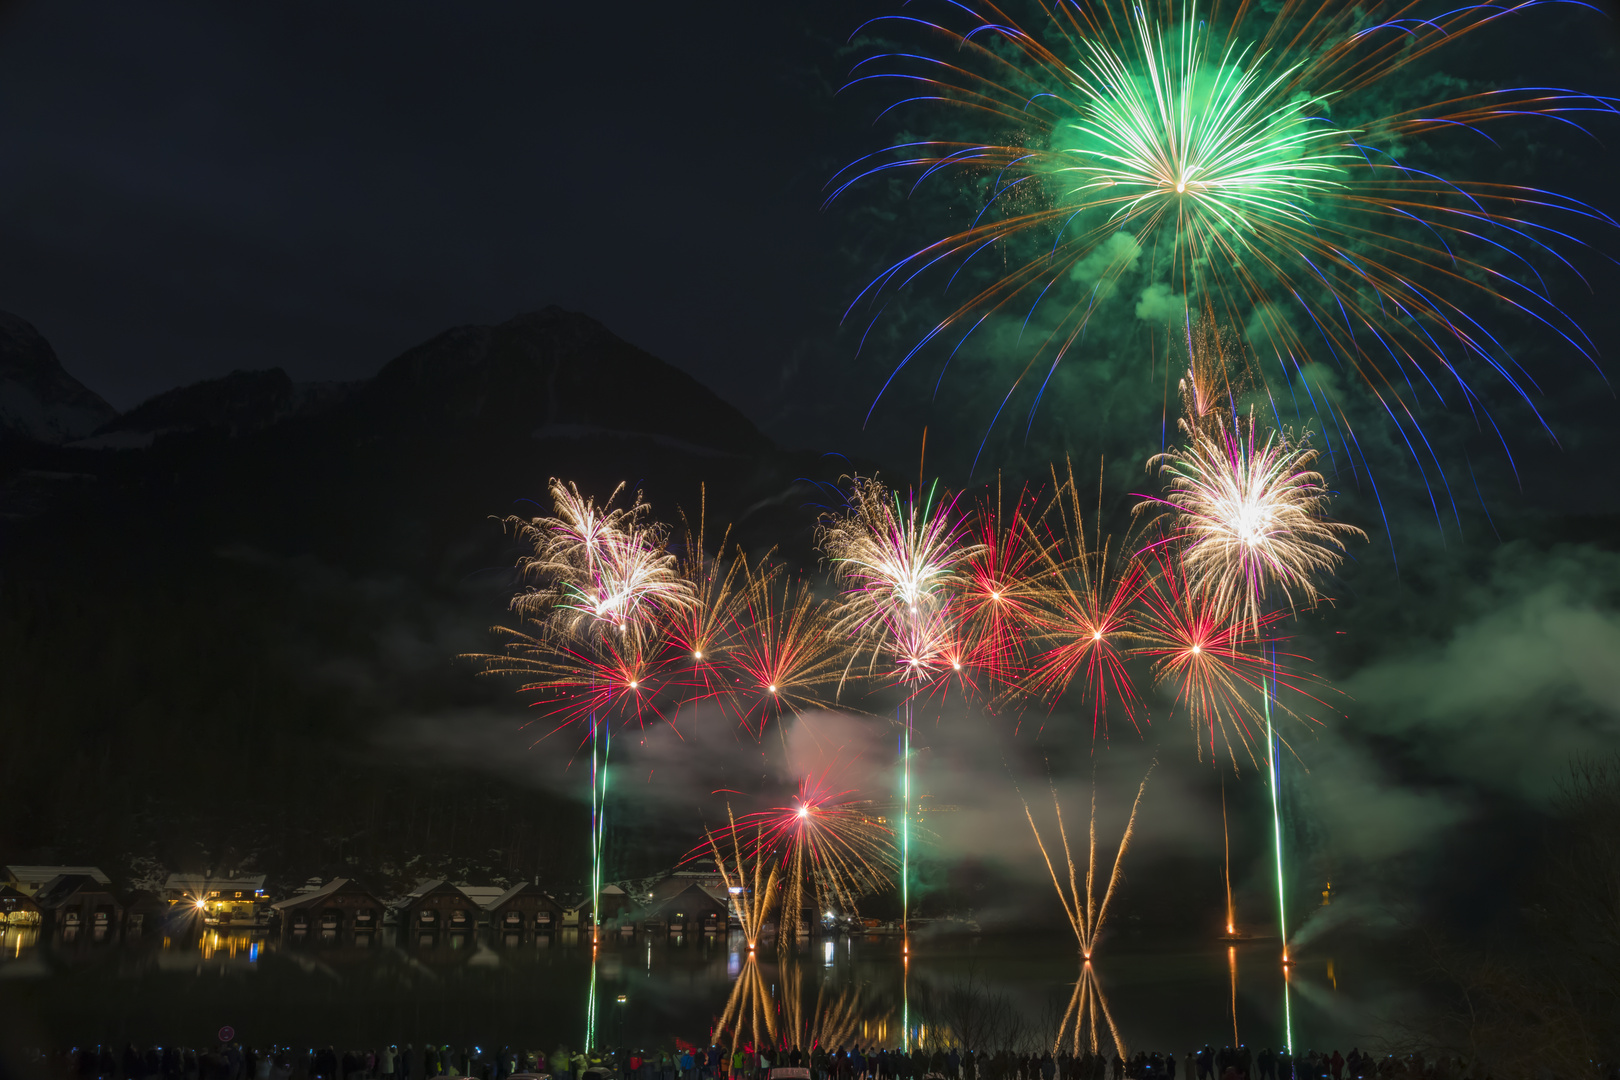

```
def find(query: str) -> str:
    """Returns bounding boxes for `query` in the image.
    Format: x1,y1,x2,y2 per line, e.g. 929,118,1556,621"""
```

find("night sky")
4,0,1619,480
0,0,875,442
6,0,1620,952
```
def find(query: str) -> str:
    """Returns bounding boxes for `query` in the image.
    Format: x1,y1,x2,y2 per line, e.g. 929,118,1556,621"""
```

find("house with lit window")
162,874,269,926
0,885,41,925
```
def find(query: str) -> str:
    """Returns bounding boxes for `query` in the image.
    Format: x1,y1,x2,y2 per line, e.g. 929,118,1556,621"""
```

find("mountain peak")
367,307,769,455
0,312,117,443
88,367,353,446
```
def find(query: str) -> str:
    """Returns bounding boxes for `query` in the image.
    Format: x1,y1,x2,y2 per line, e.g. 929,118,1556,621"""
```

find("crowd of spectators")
14,1039,1587,1080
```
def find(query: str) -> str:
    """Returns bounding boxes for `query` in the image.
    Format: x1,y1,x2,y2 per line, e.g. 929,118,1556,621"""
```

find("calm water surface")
0,924,1421,1057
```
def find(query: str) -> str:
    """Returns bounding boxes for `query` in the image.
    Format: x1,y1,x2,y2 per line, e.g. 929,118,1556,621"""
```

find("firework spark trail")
1131,547,1331,765
474,479,698,943
1055,963,1126,1059
724,562,848,735
1015,460,1148,735
831,0,1618,466
662,490,750,714
819,475,981,687
956,480,1049,689
1140,409,1365,635
715,954,777,1054
782,962,867,1053
474,627,670,736
1023,764,1154,958
694,772,899,936
820,476,982,950
708,807,780,952
1140,346,1358,960
1221,774,1236,937
508,479,695,644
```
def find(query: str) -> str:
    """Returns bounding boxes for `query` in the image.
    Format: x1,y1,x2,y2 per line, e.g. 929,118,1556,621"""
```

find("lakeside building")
123,890,169,933
484,882,567,934
397,879,484,932
269,879,384,940
34,874,122,938
162,874,269,926
3,865,109,897
0,885,41,925
645,883,728,935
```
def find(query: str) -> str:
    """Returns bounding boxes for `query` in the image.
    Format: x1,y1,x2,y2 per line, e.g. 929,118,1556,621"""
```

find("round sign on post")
218,1026,235,1044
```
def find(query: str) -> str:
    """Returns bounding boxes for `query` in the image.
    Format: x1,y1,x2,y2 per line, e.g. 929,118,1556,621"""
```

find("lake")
0,923,1421,1062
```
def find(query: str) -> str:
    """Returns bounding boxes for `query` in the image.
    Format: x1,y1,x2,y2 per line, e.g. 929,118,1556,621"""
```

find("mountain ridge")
0,312,117,444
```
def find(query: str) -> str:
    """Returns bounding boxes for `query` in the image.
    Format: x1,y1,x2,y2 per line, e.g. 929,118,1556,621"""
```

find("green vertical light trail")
902,703,912,1051
585,951,598,1052
902,702,911,955
1265,671,1293,1054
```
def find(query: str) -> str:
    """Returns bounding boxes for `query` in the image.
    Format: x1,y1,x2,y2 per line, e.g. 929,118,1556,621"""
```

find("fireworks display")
1023,767,1153,960
819,476,981,688
507,479,695,644
1131,546,1326,765
1016,461,1147,736
475,380,1358,954
1056,963,1126,1059
708,808,781,952
830,0,1616,451
1141,405,1365,636
724,563,847,734
697,772,900,933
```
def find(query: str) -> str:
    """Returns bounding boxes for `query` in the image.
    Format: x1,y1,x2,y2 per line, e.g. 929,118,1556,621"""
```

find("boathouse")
270,878,384,938
122,890,169,933
35,873,123,936
3,865,109,897
485,882,567,933
650,883,728,934
397,879,484,932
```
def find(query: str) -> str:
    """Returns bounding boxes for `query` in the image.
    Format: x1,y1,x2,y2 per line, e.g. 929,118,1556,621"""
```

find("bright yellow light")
952,662,961,671
1191,644,1202,655
797,806,809,819
768,684,777,693
628,680,638,689
1092,631,1102,641
990,591,1001,601
693,650,703,659
194,899,206,911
